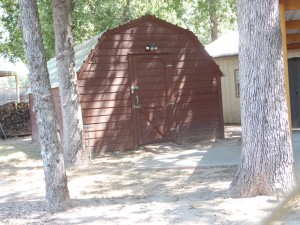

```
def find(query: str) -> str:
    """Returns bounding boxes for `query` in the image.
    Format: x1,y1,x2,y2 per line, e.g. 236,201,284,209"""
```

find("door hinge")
166,64,172,68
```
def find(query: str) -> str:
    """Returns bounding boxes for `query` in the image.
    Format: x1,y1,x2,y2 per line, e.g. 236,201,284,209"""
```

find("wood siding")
78,16,223,155
215,49,300,124
214,56,240,123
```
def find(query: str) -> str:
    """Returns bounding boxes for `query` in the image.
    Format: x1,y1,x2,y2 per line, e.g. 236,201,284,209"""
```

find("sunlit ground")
0,127,299,225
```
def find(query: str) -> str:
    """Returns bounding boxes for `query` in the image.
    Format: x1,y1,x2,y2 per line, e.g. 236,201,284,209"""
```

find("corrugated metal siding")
78,17,223,154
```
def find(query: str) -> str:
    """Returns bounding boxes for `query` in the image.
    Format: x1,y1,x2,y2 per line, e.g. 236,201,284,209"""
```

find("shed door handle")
135,95,140,104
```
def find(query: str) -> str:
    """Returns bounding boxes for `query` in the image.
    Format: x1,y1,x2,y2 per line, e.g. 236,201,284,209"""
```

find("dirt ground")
0,125,300,225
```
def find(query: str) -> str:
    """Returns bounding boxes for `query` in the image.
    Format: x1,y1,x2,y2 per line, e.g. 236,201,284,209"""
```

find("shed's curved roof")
28,15,222,93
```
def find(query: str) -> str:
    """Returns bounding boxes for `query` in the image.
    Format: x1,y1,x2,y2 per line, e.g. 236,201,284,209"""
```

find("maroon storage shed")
29,15,224,155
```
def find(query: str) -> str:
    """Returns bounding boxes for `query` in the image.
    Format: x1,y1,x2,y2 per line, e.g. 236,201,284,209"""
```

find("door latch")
136,95,140,104
134,95,141,109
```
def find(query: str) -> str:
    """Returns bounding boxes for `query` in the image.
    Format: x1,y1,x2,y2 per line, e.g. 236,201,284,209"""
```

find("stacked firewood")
0,102,31,138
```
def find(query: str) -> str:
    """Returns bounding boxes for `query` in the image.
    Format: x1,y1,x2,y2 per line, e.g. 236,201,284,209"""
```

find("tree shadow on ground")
0,162,246,224
0,136,41,160
64,165,249,224
0,127,283,225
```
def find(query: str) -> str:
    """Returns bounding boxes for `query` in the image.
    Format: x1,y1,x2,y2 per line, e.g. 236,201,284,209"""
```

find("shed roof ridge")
101,15,197,39
27,15,224,94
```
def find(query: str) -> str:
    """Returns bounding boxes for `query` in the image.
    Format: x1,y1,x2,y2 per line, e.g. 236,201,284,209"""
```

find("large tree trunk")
229,0,295,197
52,0,86,168
19,0,70,212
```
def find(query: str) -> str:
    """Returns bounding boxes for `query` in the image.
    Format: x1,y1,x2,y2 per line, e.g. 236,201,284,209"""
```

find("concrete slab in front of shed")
293,131,300,171
136,131,300,171
136,140,242,170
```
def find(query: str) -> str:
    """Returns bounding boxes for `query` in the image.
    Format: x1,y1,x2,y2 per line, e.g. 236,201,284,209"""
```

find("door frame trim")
128,52,173,148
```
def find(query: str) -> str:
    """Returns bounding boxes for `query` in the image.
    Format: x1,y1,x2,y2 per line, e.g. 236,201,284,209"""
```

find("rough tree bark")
229,0,295,197
19,0,70,211
52,0,86,168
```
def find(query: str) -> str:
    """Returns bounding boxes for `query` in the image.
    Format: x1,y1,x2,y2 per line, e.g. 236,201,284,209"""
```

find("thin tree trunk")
52,0,86,168
19,0,70,212
207,0,218,42
229,0,295,197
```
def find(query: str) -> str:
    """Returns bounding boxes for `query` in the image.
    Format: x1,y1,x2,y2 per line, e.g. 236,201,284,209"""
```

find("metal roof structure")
26,33,102,94
205,31,238,58
283,1,300,49
47,33,103,89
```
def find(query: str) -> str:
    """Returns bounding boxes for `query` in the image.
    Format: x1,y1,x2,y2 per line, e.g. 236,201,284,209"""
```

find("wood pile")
0,102,31,138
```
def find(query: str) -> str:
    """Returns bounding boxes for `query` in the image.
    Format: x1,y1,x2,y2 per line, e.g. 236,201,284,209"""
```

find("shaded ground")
0,126,299,224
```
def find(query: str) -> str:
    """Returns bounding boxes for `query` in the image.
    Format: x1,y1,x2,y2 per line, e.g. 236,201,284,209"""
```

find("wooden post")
0,71,20,103
279,0,292,133
15,75,20,103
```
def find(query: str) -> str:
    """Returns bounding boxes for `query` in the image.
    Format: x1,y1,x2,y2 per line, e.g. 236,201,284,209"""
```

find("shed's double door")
129,53,174,147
